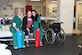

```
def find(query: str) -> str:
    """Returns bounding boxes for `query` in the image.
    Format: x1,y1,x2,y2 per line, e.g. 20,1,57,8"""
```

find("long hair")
31,10,39,22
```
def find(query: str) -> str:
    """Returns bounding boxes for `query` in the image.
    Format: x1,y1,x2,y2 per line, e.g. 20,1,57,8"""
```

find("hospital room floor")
5,24,82,55
7,35,82,55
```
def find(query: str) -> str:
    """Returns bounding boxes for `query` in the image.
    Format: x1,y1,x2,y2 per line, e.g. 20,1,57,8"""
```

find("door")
26,5,32,15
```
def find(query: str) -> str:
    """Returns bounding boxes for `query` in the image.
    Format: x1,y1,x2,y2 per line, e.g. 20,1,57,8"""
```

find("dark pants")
22,28,33,35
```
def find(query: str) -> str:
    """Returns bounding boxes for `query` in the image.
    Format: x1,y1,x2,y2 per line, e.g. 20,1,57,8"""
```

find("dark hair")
31,10,37,13
31,10,38,22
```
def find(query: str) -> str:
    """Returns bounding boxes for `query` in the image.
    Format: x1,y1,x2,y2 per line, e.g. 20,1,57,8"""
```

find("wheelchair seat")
49,23,61,33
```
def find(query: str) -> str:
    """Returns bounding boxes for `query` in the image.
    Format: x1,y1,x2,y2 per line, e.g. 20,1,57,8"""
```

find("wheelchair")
45,22,66,44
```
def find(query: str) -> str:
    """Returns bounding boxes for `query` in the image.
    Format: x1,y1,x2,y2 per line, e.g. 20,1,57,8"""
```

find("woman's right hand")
26,28,30,32
16,28,19,30
14,26,19,31
27,28,30,34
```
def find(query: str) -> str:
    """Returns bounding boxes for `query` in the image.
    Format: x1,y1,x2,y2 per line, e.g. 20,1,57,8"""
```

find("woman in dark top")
22,10,33,47
31,10,43,46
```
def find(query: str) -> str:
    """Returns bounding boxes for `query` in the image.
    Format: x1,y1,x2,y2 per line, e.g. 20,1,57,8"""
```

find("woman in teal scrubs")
31,10,43,46
0,25,2,29
10,9,25,49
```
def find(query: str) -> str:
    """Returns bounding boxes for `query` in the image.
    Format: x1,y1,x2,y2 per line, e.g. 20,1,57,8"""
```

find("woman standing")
22,10,33,47
31,10,43,46
10,9,25,49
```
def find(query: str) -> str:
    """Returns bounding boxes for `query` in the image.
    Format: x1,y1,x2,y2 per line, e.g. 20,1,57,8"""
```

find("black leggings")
22,28,33,35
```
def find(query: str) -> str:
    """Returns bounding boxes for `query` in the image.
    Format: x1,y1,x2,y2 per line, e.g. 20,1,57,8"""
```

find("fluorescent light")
30,0,40,1
51,1,57,2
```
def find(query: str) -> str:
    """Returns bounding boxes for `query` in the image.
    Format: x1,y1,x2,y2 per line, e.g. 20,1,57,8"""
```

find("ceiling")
27,0,82,2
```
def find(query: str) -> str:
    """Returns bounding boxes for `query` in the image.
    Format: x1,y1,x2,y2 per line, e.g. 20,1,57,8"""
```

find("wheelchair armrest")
46,27,49,30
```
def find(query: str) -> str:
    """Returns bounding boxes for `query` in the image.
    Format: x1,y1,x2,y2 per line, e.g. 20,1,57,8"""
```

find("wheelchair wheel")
45,28,56,44
56,28,66,42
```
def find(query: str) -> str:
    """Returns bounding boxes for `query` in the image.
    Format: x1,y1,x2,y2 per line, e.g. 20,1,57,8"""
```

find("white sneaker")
23,45,26,48
14,47,18,49
78,45,82,48
26,43,30,47
40,42,43,47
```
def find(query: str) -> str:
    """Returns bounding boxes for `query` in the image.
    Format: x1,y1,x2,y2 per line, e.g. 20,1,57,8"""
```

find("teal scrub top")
10,15,22,31
33,16,43,29
0,25,2,29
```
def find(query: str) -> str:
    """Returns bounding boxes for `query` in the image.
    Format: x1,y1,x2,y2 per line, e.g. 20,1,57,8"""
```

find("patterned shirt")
27,18,33,28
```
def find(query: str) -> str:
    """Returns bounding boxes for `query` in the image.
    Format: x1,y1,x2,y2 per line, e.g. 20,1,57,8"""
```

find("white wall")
26,2,42,10
0,0,25,17
57,0,74,34
76,1,82,16
0,0,5,17
26,1,43,15
47,2,57,17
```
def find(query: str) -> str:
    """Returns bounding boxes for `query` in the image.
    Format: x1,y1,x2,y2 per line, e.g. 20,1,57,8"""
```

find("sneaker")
23,45,26,48
78,44,82,48
26,43,30,47
40,42,43,46
14,47,18,49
